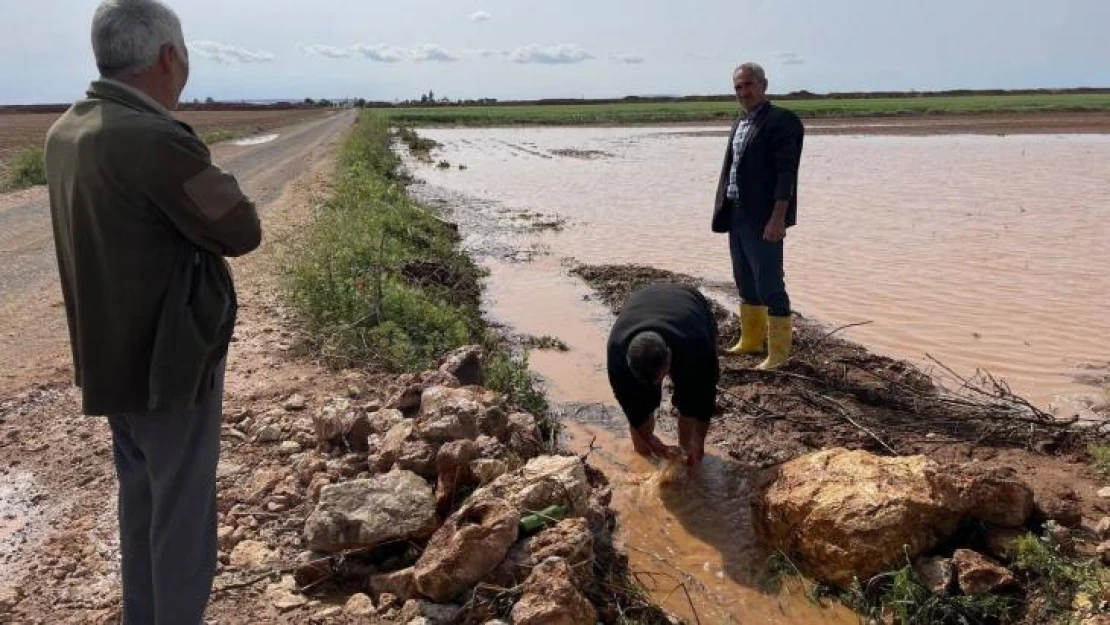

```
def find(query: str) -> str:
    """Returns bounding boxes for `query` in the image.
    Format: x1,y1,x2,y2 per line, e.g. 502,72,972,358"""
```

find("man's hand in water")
678,415,708,468
630,415,683,460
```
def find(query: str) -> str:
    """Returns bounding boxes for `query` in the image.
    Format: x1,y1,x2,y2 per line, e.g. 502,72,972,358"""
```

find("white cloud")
302,44,351,59
777,52,806,66
347,43,458,63
469,10,492,22
352,43,408,63
461,48,502,59
187,41,275,64
409,44,458,63
509,44,594,65
612,53,646,65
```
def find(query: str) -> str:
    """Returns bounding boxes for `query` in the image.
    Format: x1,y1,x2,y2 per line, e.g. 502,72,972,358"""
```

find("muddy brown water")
415,126,1110,414
408,125,1110,623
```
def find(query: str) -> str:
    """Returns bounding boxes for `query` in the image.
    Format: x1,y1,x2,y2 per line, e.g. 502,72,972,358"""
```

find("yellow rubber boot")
757,315,792,370
726,304,768,354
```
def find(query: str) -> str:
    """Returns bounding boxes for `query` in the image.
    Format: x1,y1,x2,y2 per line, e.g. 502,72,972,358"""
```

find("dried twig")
802,320,874,354
579,435,598,463
716,386,790,422
798,389,898,455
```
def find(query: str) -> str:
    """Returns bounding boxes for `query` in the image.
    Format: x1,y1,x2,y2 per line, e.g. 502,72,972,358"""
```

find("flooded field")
408,123,1110,623
414,125,1110,415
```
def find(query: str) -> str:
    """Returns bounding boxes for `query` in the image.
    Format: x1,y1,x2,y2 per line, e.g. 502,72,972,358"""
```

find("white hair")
733,62,768,87
91,0,186,79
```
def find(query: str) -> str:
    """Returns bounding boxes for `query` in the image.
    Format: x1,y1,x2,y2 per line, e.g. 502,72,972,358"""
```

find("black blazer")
711,103,804,233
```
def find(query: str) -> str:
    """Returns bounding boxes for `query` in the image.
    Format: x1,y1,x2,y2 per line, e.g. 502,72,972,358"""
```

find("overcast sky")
2,0,1108,104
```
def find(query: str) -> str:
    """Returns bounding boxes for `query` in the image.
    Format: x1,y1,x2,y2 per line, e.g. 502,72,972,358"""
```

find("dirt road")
0,110,356,397
0,108,366,624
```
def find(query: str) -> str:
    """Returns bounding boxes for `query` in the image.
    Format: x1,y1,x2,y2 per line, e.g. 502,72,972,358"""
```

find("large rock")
1033,486,1083,528
371,423,439,478
435,440,479,517
510,557,597,625
477,405,509,440
952,549,1016,595
960,467,1034,527
752,448,967,587
416,410,479,444
505,412,544,458
388,372,461,414
494,518,594,587
439,345,485,386
753,448,1040,587
479,455,590,517
416,386,482,442
367,408,406,436
304,470,438,552
413,497,519,602
313,398,371,452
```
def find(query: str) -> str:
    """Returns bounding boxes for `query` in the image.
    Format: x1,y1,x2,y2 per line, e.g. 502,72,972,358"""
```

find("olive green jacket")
46,80,261,415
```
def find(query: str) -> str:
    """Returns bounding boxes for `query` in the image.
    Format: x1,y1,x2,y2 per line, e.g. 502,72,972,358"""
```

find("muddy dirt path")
0,111,354,398
0,110,359,624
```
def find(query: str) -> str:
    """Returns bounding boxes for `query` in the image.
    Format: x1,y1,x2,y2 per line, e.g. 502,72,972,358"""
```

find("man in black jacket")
711,62,804,370
607,284,719,468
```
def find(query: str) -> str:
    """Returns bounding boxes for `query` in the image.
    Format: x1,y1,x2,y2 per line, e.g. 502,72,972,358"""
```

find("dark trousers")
107,362,224,625
728,210,790,317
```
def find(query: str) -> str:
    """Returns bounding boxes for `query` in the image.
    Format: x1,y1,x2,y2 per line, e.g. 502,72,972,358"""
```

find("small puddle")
232,133,280,146
563,421,856,624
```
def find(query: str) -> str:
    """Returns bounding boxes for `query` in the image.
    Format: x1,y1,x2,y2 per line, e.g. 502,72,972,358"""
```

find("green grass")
844,561,1016,625
199,129,240,144
760,550,1015,624
394,125,438,161
1089,444,1110,478
1012,531,1106,620
484,343,548,419
369,93,1110,126
199,125,275,145
287,113,549,418
521,335,570,352
287,114,482,372
0,145,46,192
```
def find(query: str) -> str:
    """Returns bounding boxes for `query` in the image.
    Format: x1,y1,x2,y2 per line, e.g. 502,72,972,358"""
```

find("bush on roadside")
288,115,479,372
1,145,46,191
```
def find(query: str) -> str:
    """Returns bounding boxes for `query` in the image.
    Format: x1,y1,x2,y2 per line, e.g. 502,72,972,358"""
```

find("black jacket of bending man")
606,283,719,464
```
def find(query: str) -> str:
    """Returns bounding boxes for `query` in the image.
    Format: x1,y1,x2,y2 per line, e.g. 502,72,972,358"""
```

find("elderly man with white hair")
45,1,260,622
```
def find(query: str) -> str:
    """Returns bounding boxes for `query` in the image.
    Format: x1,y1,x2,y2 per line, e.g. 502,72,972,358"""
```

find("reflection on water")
418,126,1110,413
231,133,280,146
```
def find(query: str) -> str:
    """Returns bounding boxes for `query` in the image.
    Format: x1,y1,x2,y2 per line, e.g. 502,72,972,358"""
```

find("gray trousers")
108,363,224,625
728,211,790,317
